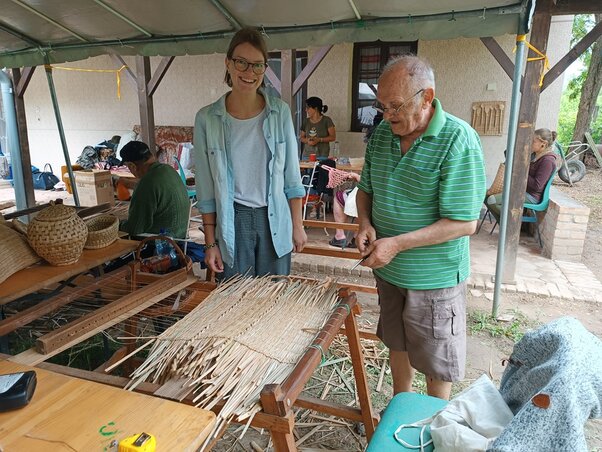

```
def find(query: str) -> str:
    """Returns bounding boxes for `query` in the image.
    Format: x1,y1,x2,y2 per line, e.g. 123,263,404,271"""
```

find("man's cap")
120,141,151,163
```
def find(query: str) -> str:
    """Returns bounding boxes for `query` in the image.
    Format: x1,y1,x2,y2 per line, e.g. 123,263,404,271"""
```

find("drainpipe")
491,34,527,318
0,69,27,210
44,64,80,206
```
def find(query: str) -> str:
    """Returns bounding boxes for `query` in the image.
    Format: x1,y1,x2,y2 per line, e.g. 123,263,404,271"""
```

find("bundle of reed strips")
126,275,340,447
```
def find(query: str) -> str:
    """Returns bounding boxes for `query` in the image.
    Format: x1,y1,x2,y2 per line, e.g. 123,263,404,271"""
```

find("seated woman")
329,172,361,248
486,128,558,212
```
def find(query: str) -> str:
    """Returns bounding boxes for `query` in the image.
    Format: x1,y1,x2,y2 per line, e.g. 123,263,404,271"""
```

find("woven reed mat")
126,275,340,447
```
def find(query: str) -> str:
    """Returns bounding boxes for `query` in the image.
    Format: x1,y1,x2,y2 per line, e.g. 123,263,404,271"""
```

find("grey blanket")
489,317,602,451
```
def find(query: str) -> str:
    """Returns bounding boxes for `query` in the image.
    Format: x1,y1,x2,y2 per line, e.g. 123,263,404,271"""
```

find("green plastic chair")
482,168,557,246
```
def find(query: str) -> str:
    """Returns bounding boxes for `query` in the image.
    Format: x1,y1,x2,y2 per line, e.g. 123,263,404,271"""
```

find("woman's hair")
534,128,557,149
224,28,269,88
306,96,328,114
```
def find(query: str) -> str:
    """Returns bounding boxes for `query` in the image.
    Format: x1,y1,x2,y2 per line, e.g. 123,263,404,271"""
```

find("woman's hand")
204,246,224,273
307,137,320,147
292,224,308,253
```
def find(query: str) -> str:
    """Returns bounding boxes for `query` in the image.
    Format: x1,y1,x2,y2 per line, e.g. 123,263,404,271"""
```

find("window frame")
350,40,418,132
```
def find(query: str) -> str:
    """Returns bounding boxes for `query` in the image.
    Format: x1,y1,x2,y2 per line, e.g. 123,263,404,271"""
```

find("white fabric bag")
394,375,513,452
430,374,514,451
343,186,359,218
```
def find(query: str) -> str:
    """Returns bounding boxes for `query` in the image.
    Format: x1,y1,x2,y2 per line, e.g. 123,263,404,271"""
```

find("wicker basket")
85,214,119,249
27,204,88,266
0,223,41,284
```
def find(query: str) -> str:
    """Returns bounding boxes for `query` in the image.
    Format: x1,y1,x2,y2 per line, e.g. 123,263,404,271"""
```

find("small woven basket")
85,214,119,249
27,204,88,266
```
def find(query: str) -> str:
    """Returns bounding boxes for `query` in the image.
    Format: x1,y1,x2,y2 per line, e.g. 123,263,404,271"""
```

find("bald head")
381,55,435,94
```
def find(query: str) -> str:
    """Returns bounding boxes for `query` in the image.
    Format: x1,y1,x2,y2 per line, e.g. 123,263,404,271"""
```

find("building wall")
19,16,572,180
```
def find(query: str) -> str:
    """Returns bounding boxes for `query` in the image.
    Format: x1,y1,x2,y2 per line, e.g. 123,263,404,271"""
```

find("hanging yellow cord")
514,34,550,87
44,64,128,99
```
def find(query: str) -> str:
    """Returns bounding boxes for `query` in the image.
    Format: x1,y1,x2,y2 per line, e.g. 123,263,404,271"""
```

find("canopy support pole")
135,56,156,153
0,70,27,210
44,64,80,206
10,67,36,208
492,35,526,318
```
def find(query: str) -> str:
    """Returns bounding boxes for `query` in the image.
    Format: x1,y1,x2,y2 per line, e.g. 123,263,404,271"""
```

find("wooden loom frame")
2,262,377,451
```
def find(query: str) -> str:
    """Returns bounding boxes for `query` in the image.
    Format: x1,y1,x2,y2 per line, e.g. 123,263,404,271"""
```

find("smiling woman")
193,28,307,280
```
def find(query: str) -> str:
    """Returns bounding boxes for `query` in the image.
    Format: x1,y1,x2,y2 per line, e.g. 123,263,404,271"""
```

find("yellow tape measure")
118,432,156,452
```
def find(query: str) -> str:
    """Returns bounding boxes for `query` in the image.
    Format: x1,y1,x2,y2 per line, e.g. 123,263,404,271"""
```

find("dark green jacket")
121,162,189,238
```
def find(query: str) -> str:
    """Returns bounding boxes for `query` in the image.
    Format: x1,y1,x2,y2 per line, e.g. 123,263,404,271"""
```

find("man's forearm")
202,213,218,244
393,218,477,253
356,189,373,227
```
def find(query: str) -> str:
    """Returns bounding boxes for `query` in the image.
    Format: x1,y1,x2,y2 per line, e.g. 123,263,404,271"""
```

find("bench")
539,186,590,262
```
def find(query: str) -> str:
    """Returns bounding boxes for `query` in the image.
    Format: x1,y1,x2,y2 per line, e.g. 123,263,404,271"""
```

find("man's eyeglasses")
373,89,425,115
230,57,268,75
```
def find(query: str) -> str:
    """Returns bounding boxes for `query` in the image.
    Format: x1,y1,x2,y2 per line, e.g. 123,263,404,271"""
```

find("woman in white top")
194,28,307,279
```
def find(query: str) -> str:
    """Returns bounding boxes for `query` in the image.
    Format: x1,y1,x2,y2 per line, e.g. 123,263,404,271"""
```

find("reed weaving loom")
2,245,376,451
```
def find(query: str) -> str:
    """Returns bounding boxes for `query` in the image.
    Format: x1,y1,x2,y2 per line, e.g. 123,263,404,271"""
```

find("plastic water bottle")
333,141,340,158
157,229,179,269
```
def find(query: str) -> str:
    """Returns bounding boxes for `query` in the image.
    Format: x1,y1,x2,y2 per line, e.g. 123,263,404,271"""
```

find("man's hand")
292,225,308,253
356,223,377,256
361,236,401,269
204,247,224,273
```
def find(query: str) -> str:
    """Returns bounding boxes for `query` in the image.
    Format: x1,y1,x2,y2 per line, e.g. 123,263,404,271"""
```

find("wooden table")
0,360,215,451
0,239,139,304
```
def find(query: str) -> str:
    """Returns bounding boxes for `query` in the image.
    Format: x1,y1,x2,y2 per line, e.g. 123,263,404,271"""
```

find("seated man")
329,172,361,248
118,141,190,239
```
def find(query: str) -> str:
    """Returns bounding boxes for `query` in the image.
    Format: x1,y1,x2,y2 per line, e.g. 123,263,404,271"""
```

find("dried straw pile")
127,276,340,446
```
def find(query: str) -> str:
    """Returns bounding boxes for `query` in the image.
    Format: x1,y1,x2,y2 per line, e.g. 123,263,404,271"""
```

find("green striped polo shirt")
358,99,486,289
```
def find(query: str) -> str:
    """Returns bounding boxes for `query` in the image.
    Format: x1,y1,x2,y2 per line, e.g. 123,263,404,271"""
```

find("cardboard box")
74,170,115,207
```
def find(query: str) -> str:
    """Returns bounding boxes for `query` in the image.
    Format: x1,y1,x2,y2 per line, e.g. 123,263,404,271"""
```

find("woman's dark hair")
224,28,269,88
306,96,328,114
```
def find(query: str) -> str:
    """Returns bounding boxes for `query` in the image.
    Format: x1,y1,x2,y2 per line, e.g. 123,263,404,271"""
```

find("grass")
468,309,530,343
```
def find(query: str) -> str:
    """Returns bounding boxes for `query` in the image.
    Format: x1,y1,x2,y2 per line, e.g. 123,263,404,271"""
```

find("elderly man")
119,141,190,239
356,55,486,400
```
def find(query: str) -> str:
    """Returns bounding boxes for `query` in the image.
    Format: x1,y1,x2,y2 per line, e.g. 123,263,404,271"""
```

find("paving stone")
470,289,483,297
525,281,549,296
484,292,494,301
546,283,562,298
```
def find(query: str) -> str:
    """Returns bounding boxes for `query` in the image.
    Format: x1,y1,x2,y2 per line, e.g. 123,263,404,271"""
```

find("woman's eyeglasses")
373,89,425,115
230,57,268,75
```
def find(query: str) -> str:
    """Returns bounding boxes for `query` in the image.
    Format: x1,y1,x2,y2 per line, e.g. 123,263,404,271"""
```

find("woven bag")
0,223,41,284
85,214,119,249
486,163,505,196
321,165,355,190
27,204,88,266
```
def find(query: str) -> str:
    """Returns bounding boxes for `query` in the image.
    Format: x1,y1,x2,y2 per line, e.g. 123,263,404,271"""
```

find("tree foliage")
557,14,602,146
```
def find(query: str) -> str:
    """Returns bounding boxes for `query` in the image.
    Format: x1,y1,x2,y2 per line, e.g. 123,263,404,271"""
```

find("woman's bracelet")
205,242,218,249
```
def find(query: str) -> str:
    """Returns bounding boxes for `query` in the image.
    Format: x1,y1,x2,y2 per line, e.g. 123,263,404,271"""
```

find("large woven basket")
0,223,41,284
85,214,119,249
27,204,88,266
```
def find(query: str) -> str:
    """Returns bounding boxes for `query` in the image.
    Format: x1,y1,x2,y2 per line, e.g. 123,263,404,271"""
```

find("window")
351,41,418,132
